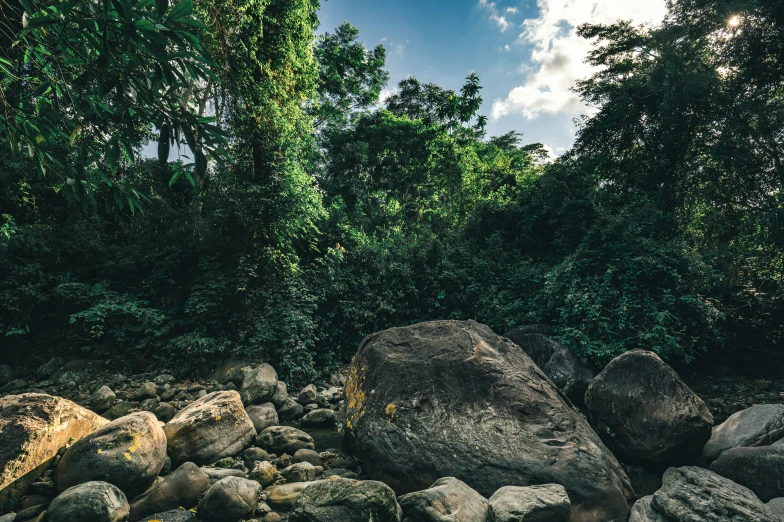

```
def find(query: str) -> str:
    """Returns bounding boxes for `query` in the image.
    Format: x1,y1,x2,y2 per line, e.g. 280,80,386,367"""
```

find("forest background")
1,0,782,380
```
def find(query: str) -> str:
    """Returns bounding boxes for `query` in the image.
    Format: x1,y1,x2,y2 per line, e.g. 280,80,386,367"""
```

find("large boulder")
503,329,594,407
342,320,634,522
398,477,488,522
0,394,109,511
83,386,117,414
488,484,571,522
628,466,778,522
197,477,260,522
701,404,784,464
238,364,278,406
128,462,210,521
584,350,713,467
300,409,336,428
163,391,256,466
48,481,130,522
54,411,167,499
289,478,401,522
257,426,315,455
709,446,784,502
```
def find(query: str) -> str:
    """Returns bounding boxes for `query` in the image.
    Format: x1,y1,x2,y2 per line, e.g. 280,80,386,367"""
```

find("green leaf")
165,0,192,21
134,19,156,31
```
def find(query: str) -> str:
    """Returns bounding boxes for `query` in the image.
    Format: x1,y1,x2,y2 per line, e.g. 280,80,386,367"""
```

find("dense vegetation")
1,0,782,379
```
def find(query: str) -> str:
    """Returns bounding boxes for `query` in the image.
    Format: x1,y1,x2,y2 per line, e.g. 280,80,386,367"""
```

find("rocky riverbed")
1,320,784,522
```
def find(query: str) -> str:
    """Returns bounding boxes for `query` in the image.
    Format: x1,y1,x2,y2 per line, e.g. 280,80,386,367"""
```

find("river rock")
245,403,278,433
54,411,167,499
36,358,65,381
271,382,288,409
48,481,129,522
257,426,314,455
297,385,318,405
128,462,210,520
628,466,778,522
198,477,260,521
280,462,316,483
584,349,713,467
0,394,109,511
488,484,571,522
767,498,784,519
163,391,256,466
56,360,103,385
137,383,158,401
211,357,252,387
709,446,784,502
277,398,304,421
152,403,175,423
398,477,488,522
342,320,634,522
503,329,594,407
289,477,401,522
84,386,117,414
239,365,278,406
265,482,314,512
701,404,784,464
292,449,322,467
300,409,335,428
249,461,278,488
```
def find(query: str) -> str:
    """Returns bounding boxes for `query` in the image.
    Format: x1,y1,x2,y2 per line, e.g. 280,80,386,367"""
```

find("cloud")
478,0,513,32
491,0,667,120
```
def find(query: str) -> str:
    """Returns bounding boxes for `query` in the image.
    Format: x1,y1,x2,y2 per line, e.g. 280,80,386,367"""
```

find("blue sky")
318,0,667,155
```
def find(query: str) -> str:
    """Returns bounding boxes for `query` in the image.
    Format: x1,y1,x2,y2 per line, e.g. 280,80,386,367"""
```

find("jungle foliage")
1,0,782,378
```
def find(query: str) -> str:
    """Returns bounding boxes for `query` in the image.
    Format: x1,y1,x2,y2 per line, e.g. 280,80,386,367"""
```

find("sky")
318,0,668,156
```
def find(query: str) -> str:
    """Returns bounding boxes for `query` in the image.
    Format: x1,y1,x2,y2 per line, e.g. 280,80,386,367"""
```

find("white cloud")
478,0,513,32
491,0,667,120
506,7,519,14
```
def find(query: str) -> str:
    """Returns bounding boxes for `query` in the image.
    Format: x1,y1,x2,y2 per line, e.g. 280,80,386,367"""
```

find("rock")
257,426,315,455
135,510,195,522
239,365,278,406
488,485,570,522
197,477,260,522
265,482,313,512
36,358,65,381
48,481,129,522
84,386,117,414
153,375,176,386
289,477,401,522
128,462,210,521
277,398,304,421
0,366,18,386
54,411,167,499
56,360,103,385
297,385,318,405
199,468,246,484
241,448,274,469
152,403,175,423
503,329,594,407
245,403,278,433
767,498,784,520
106,401,137,420
163,391,256,467
709,446,784,502
342,320,634,522
0,514,14,522
628,466,778,522
398,477,488,522
300,409,335,428
292,450,321,467
137,383,158,401
701,404,784,464
15,503,46,521
584,349,713,467
271,382,288,409
211,357,253,387
249,461,278,488
280,462,316,483
0,394,109,511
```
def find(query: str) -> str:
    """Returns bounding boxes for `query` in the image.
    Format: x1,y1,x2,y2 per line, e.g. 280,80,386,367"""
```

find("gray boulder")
297,385,318,405
36,358,65,381
257,426,314,455
277,398,304,421
265,482,313,512
280,462,316,483
197,477,260,522
584,350,713,467
163,391,256,466
56,360,104,384
128,462,210,521
54,411,167,499
488,485,570,522
398,477,488,522
239,365,278,406
137,383,158,401
767,498,784,520
289,478,401,522
245,403,278,433
628,466,778,522
709,446,784,502
342,320,634,522
271,381,288,409
300,409,335,428
84,386,116,413
503,329,594,407
48,481,129,522
701,404,784,464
